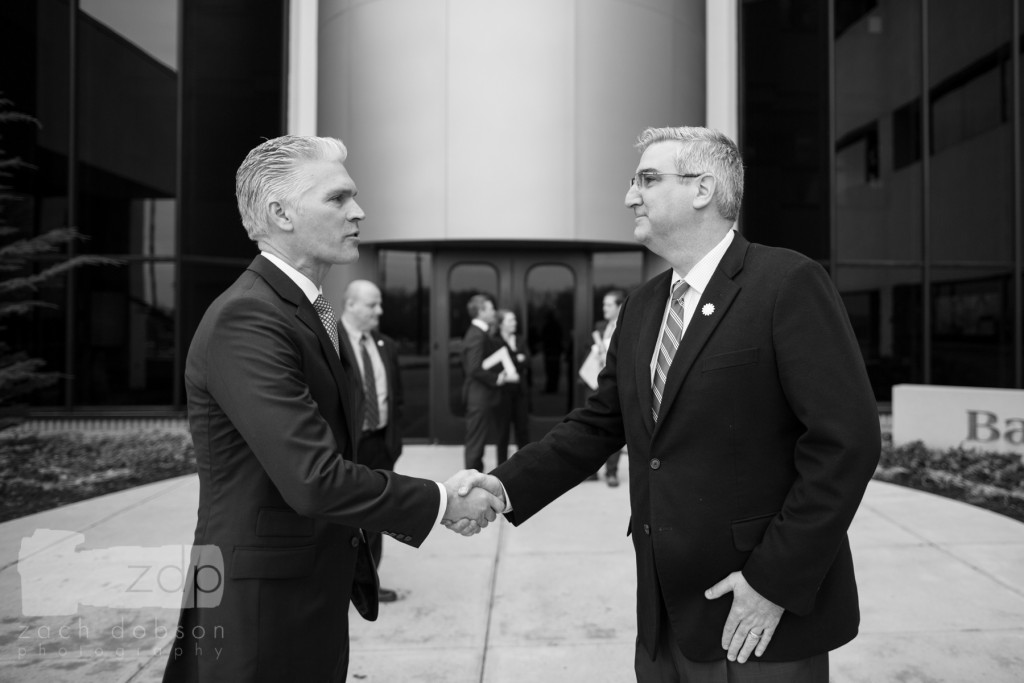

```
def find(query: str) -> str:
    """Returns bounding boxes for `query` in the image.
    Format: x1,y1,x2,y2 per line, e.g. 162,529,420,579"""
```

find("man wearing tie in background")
461,294,504,471
339,279,405,603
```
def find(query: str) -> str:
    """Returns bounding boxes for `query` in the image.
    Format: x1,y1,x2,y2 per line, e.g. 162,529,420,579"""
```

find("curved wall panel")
317,0,705,245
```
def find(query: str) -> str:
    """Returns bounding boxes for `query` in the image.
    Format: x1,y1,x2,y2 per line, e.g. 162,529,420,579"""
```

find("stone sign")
892,384,1024,454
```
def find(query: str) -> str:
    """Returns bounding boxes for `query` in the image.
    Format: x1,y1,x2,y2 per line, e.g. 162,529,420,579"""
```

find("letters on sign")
966,410,1024,446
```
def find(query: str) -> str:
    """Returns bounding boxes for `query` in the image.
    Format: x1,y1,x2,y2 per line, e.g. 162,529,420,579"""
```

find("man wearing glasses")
458,126,879,682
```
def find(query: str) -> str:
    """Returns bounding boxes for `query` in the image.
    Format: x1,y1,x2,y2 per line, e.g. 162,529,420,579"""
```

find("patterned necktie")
652,280,689,422
312,294,340,357
361,334,380,431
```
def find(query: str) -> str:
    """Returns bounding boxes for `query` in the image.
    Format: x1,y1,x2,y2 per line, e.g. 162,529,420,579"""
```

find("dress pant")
635,605,828,683
358,428,389,567
464,401,492,471
494,387,530,465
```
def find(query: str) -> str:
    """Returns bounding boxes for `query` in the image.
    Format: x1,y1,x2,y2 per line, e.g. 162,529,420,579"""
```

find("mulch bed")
0,429,197,523
874,441,1024,523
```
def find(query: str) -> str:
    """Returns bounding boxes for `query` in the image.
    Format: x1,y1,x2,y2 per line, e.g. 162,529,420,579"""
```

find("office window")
892,99,922,170
380,250,432,438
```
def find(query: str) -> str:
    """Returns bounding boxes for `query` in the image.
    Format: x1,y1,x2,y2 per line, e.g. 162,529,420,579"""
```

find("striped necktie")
360,334,381,431
651,280,688,422
312,295,340,357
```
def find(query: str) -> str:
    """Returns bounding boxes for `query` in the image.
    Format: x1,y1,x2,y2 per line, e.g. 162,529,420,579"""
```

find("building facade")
2,0,1021,442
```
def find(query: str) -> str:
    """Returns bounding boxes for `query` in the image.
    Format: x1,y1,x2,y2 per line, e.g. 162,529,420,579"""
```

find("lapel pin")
701,303,715,317
377,339,384,347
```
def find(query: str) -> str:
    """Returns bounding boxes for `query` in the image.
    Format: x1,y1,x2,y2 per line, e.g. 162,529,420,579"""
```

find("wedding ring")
747,631,762,640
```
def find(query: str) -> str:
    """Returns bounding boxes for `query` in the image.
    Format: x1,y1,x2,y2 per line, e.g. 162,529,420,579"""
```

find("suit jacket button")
643,523,651,535
650,458,661,470
351,536,360,547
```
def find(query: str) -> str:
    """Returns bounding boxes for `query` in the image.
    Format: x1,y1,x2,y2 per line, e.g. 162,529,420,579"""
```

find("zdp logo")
18,529,224,616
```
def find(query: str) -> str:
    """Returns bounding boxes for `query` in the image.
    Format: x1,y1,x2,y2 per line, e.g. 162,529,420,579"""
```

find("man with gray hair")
163,135,501,682
457,126,880,681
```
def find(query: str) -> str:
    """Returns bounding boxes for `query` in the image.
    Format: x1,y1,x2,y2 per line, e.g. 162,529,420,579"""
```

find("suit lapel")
248,256,360,453
635,270,674,435
653,235,749,435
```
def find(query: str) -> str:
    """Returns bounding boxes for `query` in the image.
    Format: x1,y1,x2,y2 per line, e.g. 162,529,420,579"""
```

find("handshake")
440,470,507,536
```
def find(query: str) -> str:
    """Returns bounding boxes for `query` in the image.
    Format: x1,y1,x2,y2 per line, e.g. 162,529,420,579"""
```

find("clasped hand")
440,470,507,536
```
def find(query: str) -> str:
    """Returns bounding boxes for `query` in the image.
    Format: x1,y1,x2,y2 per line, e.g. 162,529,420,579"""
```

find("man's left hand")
704,571,783,663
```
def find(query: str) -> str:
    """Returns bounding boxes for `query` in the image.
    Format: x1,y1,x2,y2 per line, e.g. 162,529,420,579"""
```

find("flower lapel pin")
701,303,716,317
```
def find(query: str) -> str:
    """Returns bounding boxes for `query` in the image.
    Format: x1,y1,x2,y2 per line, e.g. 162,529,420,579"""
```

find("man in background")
461,294,504,471
339,279,405,603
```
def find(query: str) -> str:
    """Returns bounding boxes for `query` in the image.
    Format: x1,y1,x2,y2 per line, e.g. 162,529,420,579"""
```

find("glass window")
835,0,878,37
379,250,432,438
836,266,924,401
4,265,70,407
892,99,922,170
73,261,177,405
834,0,922,262
1,1,74,407
179,0,286,260
932,62,1007,154
0,1,71,240
741,0,829,259
929,0,1014,264
447,263,498,417
179,261,250,363
76,0,179,256
525,264,575,417
931,267,1015,388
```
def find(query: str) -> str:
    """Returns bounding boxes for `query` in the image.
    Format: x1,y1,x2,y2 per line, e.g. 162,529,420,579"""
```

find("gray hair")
235,135,348,240
635,126,744,222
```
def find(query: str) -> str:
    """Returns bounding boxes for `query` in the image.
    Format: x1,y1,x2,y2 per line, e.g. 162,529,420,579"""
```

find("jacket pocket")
702,348,759,372
232,545,316,579
730,511,778,552
256,508,314,537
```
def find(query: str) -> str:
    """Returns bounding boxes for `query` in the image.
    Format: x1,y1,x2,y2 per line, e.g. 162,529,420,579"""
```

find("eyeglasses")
628,171,704,190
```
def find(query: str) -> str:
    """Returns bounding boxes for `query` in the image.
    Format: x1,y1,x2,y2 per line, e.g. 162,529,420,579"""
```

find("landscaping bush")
875,441,1024,523
1,430,1022,525
0,429,196,522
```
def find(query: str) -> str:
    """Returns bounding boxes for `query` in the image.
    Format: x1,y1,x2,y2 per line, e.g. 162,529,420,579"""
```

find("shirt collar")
472,319,490,333
340,317,370,346
672,229,736,295
261,252,321,304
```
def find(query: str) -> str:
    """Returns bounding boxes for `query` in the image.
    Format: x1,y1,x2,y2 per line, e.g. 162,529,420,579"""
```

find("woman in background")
493,309,531,465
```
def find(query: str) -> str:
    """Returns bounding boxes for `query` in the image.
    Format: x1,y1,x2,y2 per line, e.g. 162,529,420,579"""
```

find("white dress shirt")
649,230,736,384
340,318,389,430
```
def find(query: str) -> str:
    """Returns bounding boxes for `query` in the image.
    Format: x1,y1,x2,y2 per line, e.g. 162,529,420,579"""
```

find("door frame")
430,249,592,444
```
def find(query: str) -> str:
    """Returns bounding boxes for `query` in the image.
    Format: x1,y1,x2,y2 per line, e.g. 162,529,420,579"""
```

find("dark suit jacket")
491,234,880,663
164,256,439,682
461,323,502,410
339,327,404,468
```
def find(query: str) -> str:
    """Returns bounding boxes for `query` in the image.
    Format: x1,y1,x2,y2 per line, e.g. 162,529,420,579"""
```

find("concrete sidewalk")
1,445,1022,682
